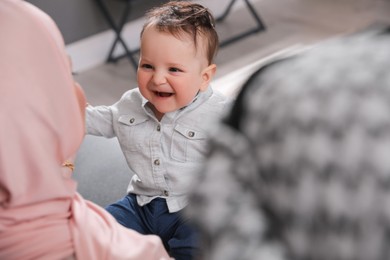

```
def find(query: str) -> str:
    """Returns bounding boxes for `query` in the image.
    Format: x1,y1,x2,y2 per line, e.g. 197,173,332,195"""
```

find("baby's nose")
152,71,167,85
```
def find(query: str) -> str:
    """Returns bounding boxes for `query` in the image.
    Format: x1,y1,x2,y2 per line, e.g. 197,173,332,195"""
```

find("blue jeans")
106,194,199,260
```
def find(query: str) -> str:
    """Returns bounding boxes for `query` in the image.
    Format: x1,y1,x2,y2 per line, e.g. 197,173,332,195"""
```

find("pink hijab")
0,1,171,259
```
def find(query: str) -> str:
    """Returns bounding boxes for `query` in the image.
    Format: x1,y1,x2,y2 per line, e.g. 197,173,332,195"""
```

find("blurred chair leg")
217,0,266,48
94,0,139,70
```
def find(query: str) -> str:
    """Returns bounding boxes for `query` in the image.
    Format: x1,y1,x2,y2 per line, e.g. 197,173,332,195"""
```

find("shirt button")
157,125,161,132
129,118,135,124
154,159,160,166
163,190,169,196
188,131,195,138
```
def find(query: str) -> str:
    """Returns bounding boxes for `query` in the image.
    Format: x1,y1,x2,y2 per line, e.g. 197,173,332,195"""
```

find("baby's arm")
85,104,116,138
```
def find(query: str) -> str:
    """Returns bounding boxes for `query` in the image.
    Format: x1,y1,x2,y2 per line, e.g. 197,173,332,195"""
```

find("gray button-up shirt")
86,87,231,212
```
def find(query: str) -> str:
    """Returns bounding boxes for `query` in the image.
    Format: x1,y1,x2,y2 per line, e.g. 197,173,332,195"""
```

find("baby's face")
137,26,214,120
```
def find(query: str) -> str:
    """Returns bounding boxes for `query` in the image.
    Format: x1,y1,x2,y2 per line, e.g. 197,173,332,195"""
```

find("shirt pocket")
117,115,149,151
171,124,208,162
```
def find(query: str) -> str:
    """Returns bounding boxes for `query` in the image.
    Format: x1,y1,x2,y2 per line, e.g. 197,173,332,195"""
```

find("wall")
26,0,167,44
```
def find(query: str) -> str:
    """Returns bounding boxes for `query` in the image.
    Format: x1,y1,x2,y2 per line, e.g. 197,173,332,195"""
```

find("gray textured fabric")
187,26,390,260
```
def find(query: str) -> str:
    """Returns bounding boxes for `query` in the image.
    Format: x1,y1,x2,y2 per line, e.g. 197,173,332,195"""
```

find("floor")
74,0,390,106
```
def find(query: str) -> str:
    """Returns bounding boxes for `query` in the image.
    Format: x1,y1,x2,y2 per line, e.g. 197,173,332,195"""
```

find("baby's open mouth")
155,91,173,97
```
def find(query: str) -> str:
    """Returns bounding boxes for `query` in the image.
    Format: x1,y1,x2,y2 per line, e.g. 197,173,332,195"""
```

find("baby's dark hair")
141,1,219,65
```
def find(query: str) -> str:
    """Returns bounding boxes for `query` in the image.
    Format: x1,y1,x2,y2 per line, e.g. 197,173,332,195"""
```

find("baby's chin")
153,105,187,116
149,97,192,116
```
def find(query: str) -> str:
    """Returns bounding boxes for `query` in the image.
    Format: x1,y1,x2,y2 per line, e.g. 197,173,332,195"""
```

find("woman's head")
189,26,390,260
0,0,86,207
231,27,390,260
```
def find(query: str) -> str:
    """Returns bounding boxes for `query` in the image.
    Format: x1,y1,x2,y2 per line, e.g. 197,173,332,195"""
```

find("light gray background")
26,0,167,44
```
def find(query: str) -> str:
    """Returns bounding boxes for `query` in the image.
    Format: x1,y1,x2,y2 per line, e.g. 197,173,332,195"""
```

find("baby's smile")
155,91,174,97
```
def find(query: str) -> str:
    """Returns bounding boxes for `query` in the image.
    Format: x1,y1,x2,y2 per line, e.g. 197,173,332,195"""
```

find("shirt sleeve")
85,104,116,138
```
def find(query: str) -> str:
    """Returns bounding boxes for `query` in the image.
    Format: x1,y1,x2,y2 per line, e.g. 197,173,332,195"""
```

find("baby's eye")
169,67,182,73
141,64,153,70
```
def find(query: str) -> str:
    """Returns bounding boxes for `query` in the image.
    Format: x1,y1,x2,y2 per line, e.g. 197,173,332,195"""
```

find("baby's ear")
200,64,217,91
